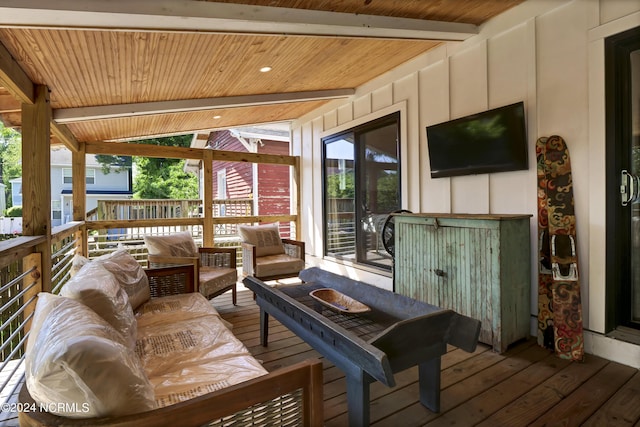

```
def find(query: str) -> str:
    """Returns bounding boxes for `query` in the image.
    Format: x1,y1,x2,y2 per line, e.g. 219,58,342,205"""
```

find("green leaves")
130,135,199,199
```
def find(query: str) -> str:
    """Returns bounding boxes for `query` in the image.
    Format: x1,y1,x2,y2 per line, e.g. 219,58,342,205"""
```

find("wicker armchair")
144,233,238,304
238,224,305,281
145,264,196,297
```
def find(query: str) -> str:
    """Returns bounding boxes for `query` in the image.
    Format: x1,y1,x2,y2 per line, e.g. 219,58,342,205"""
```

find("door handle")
620,170,639,207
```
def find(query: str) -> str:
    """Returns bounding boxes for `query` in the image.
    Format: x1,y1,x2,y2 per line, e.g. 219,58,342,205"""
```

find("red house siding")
208,130,292,238
210,132,252,200
258,140,291,237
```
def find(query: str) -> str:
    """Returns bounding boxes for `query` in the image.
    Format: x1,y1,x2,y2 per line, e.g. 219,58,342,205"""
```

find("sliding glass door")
323,112,401,270
606,26,640,332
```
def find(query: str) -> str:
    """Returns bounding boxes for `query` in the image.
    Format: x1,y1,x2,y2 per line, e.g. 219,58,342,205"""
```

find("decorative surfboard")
536,135,584,361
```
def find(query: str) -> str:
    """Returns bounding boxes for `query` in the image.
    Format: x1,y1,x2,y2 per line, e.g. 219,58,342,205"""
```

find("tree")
94,154,132,174
0,124,21,210
129,135,199,199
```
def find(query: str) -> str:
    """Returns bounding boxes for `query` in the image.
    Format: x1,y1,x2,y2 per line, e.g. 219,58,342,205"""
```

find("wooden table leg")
346,369,371,427
418,357,441,412
260,308,269,347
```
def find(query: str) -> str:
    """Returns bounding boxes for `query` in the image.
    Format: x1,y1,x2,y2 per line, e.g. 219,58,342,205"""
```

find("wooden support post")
72,145,87,256
72,144,86,222
203,149,214,247
22,85,52,292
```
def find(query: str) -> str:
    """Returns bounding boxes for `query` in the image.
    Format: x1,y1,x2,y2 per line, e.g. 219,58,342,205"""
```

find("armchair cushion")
144,231,198,257
199,266,238,299
238,223,285,257
254,253,305,279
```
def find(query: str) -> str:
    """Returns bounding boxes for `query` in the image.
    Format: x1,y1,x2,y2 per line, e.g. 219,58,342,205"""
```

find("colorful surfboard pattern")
536,135,584,361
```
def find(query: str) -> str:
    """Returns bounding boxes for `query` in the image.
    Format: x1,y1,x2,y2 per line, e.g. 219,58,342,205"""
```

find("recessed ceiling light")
213,115,221,119
260,66,272,73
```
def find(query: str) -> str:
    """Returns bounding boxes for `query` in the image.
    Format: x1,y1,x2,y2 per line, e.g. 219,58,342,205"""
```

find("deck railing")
0,195,298,411
83,198,294,266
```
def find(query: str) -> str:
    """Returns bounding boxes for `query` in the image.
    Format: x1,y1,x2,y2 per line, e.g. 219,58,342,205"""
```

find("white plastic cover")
71,249,150,310
25,293,156,418
136,292,232,330
135,313,267,406
60,262,137,349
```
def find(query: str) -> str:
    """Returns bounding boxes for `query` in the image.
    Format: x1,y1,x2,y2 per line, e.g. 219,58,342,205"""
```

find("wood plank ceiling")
0,0,523,145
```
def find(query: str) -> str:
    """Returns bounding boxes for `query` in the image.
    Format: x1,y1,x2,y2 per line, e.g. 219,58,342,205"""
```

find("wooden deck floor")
3,287,640,427
213,288,640,427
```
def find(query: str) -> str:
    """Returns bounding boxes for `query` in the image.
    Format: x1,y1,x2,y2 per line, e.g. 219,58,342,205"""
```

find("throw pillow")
238,223,285,257
144,231,198,257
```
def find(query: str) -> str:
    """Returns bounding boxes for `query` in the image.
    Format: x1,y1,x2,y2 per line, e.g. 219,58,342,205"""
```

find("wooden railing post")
22,252,42,336
203,150,214,247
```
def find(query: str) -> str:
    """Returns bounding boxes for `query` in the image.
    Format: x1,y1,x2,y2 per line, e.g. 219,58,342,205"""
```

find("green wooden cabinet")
393,213,532,353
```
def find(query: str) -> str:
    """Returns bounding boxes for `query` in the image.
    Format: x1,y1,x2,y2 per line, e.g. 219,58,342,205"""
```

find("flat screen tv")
426,101,528,178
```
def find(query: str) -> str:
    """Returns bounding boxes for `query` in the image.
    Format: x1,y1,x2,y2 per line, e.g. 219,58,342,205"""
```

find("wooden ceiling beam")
0,92,20,113
53,89,355,123
0,41,34,104
86,141,204,160
51,121,80,152
85,140,297,166
0,0,478,41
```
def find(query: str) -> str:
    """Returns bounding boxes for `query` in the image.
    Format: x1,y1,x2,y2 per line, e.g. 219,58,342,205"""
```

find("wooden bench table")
243,267,481,427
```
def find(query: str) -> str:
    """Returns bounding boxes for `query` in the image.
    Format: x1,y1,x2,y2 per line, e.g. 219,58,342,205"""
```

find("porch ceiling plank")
0,1,523,142
53,89,355,123
0,0,478,41
66,101,329,142
0,41,34,104
50,121,80,152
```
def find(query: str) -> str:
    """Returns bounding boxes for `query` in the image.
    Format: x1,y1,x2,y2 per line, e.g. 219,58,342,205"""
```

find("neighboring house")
8,178,20,208
188,126,292,238
11,147,132,227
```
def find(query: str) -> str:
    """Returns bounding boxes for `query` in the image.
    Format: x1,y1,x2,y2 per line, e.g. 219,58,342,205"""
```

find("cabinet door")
395,217,496,347
435,224,495,346
395,218,441,304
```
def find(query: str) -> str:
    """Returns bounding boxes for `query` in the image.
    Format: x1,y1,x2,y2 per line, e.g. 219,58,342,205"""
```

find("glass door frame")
605,25,640,332
321,111,402,271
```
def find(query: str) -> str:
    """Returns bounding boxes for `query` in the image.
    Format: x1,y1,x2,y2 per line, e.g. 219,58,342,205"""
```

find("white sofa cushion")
135,312,267,408
60,262,137,348
71,249,150,310
25,293,156,418
136,292,222,326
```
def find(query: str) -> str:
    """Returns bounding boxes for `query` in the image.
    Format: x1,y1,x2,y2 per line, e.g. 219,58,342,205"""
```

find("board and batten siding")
292,1,640,367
